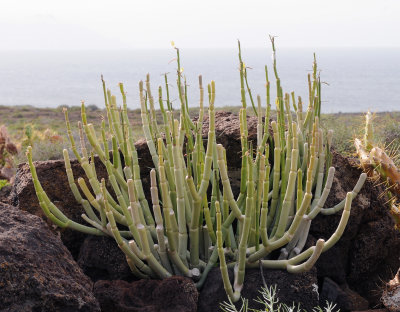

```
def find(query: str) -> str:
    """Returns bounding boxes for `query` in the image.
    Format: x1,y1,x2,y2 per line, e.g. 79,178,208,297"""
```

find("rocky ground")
0,112,399,312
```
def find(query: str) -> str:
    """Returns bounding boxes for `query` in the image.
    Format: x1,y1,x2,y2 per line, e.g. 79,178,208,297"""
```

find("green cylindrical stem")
216,201,240,302
235,154,253,293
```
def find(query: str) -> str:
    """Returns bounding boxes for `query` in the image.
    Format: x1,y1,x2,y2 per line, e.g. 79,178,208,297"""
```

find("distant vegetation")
1,104,400,166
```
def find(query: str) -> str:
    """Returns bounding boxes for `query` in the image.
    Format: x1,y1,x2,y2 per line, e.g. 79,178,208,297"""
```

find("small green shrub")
0,179,9,190
220,285,339,312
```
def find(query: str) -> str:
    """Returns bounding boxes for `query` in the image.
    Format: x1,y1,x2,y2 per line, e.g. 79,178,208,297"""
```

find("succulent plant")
27,40,366,302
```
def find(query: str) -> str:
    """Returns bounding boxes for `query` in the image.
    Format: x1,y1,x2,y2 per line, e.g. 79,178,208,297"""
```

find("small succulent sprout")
364,110,374,150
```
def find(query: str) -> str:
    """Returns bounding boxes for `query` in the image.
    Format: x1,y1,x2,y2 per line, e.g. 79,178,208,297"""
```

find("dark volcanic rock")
94,276,198,312
0,202,100,312
0,184,12,204
198,267,318,312
351,310,389,312
310,152,400,307
202,111,260,169
78,235,133,282
351,309,389,312
320,277,369,311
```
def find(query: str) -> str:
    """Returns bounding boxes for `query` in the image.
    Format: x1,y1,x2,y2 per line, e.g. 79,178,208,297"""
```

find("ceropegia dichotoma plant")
27,38,366,302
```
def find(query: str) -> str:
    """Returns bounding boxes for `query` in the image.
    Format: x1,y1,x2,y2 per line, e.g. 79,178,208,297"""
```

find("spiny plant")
354,111,400,228
27,38,366,302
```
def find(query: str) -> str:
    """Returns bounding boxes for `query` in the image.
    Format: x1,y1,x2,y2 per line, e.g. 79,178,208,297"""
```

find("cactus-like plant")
354,111,400,229
27,40,366,302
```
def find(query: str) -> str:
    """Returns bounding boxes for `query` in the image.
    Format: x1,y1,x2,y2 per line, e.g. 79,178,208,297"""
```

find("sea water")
0,48,399,113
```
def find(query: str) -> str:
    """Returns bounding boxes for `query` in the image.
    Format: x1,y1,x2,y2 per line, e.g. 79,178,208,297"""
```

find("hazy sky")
1,0,399,50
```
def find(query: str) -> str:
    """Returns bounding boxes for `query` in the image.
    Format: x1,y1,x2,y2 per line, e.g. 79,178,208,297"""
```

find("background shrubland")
1,104,400,164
